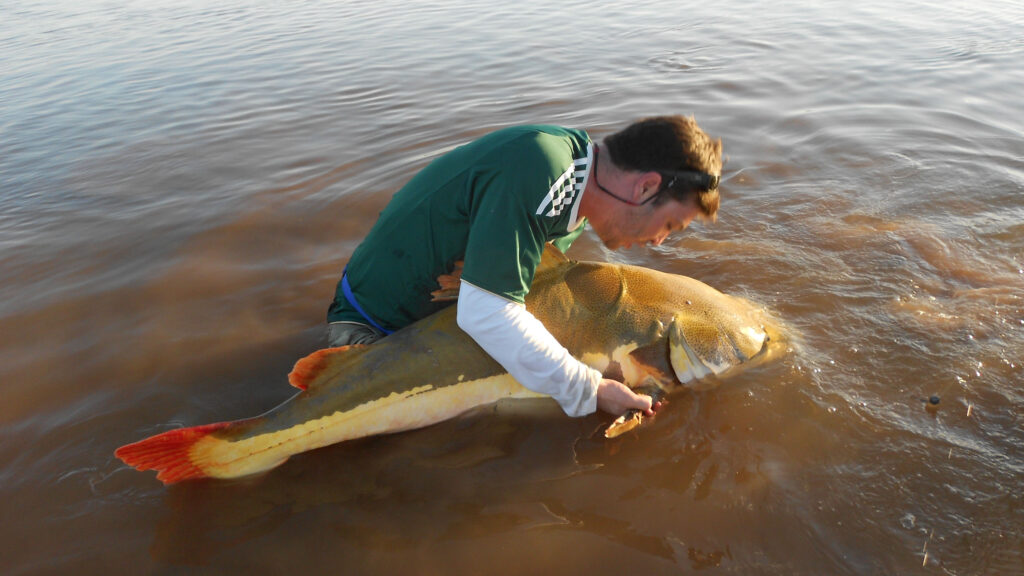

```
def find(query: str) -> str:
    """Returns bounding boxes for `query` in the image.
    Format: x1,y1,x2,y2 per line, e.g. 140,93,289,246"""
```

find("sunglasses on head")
593,146,719,206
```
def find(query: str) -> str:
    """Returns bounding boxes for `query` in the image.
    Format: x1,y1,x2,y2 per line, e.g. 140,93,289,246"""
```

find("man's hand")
596,379,658,416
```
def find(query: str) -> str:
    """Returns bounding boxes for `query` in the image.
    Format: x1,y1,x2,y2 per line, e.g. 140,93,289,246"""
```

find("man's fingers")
637,394,655,415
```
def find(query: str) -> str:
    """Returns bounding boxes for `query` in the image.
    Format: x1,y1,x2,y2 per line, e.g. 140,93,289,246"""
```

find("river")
1,0,1022,573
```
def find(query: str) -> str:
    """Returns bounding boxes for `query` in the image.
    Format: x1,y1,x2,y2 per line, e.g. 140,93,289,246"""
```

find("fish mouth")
667,313,771,390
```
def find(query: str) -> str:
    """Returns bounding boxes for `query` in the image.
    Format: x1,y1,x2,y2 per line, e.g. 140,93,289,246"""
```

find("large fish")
116,246,784,484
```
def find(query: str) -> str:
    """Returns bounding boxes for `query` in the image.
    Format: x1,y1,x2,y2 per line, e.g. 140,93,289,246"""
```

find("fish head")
617,266,784,392
665,306,768,390
529,248,787,394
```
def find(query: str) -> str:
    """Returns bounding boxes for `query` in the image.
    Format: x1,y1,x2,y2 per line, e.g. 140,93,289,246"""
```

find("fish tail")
115,419,257,484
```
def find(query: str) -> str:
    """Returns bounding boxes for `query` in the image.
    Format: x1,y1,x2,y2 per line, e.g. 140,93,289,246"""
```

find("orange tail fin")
115,421,234,484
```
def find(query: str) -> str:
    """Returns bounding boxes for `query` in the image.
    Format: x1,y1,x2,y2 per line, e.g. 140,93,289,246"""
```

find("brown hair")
603,115,722,220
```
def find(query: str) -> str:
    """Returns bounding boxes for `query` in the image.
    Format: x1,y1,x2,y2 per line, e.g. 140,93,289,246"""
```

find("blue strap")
341,268,394,335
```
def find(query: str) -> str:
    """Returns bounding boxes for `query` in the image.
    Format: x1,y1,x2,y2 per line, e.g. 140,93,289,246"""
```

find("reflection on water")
2,0,1023,574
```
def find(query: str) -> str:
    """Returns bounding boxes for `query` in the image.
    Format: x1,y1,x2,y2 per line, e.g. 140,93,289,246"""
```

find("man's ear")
635,171,663,203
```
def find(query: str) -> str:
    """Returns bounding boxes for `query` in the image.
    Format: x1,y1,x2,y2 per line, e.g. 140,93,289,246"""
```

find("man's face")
594,197,701,250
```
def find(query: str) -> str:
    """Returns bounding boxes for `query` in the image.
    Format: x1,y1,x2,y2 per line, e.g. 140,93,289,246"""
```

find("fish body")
116,247,784,484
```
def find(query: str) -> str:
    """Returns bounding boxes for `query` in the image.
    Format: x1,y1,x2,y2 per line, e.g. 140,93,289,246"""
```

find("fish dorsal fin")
538,243,571,274
288,345,370,391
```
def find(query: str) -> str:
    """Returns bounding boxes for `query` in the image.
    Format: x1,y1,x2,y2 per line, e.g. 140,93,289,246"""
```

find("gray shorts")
326,321,386,347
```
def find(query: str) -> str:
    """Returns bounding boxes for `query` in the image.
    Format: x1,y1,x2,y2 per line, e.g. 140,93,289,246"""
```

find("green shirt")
328,125,590,330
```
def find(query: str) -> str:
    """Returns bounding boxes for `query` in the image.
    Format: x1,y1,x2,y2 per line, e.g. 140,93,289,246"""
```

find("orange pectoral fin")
430,261,464,302
288,345,369,391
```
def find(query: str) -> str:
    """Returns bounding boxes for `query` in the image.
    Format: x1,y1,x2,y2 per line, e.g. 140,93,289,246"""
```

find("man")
327,116,722,419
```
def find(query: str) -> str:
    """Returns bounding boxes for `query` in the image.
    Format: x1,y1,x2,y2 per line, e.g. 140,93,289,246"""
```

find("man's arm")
456,280,653,417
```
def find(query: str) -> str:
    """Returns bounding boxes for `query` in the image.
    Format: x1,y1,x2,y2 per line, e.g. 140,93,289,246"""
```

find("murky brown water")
2,0,1022,574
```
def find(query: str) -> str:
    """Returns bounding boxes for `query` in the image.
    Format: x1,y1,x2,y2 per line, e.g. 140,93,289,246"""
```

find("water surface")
1,0,1022,574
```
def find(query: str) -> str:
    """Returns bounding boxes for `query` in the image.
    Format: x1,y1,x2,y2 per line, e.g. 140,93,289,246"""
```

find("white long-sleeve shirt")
456,280,601,417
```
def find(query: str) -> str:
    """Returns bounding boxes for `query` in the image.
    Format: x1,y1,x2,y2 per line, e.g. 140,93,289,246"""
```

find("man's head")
581,115,722,250
603,115,722,220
